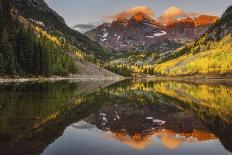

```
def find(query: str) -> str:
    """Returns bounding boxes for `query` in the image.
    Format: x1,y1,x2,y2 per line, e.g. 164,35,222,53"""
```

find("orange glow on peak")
134,14,144,22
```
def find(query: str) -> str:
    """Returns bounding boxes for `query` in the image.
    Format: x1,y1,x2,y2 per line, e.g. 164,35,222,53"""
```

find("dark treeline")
0,0,77,77
105,64,132,77
143,68,155,75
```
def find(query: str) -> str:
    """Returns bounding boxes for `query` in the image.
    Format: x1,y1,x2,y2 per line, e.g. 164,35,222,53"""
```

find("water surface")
0,80,231,155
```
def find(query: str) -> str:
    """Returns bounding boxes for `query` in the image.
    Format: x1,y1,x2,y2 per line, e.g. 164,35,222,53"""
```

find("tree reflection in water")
0,80,231,155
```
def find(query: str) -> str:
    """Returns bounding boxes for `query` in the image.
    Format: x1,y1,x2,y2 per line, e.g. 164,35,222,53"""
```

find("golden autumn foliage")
154,35,232,76
106,80,232,123
153,81,232,123
131,65,153,73
19,16,99,63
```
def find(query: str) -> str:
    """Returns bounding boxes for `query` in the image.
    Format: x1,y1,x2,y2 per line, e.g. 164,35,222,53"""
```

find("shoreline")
143,75,232,84
0,76,125,83
1,74,232,84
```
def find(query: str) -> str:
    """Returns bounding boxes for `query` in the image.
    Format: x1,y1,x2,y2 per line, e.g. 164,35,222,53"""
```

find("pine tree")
0,5,77,77
24,29,34,74
5,43,16,75
40,41,48,75
33,41,41,75
0,53,4,75
18,44,25,74
38,43,43,75
16,28,25,73
1,29,16,75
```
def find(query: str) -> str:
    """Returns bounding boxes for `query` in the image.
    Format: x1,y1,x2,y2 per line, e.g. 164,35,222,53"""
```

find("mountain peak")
165,15,218,27
85,11,219,52
194,15,219,26
130,12,154,22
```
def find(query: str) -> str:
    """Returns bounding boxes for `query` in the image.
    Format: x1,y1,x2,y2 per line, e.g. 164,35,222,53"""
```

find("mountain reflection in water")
70,121,216,150
0,80,231,155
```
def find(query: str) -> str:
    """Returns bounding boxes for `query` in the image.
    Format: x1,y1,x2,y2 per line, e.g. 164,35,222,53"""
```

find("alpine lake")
0,79,232,155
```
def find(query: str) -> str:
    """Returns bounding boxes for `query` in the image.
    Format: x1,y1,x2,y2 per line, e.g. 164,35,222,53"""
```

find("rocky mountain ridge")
85,13,219,52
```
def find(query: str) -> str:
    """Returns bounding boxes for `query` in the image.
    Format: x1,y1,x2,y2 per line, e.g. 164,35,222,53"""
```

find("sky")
45,0,231,32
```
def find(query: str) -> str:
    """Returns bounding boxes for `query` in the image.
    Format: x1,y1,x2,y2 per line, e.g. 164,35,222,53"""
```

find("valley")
0,1,231,155
0,0,231,79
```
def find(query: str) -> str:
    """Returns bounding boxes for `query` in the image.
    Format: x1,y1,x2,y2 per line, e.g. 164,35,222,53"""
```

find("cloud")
104,6,155,21
187,12,202,18
157,6,200,25
72,24,97,33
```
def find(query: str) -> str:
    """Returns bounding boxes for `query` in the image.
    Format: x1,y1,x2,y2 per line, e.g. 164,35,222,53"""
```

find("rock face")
207,6,232,41
85,13,219,52
165,17,195,43
86,13,172,52
166,15,219,43
194,15,219,26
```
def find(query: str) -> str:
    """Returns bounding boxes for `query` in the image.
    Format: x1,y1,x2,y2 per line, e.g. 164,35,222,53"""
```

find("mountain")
85,103,215,150
154,6,232,76
85,13,218,52
85,12,176,52
11,0,108,60
0,0,121,78
194,15,219,26
165,15,219,43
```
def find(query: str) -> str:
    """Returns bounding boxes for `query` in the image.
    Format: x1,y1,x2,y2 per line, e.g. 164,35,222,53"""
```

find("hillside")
154,6,232,76
0,0,79,76
0,0,121,78
12,0,108,60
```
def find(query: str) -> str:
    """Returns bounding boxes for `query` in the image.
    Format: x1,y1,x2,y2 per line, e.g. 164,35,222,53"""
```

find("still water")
0,80,231,155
